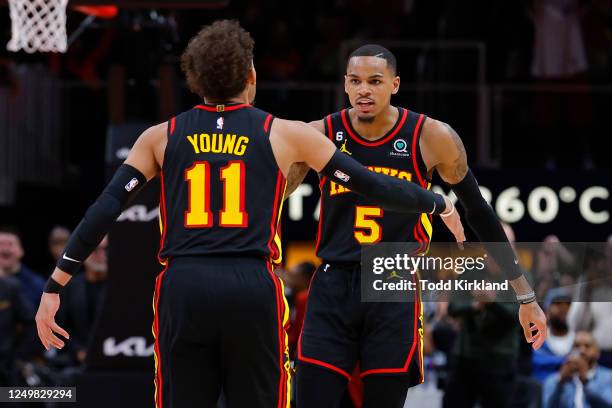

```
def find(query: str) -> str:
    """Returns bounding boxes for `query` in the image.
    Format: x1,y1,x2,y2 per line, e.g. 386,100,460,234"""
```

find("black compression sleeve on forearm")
56,164,147,274
320,150,447,214
450,169,522,280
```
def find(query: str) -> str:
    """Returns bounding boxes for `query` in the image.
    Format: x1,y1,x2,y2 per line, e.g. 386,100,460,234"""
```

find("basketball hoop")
7,0,69,53
72,5,118,19
6,0,118,54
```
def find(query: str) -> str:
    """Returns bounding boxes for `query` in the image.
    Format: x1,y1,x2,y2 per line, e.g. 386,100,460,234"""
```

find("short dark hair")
0,225,22,241
181,20,254,100
348,44,397,75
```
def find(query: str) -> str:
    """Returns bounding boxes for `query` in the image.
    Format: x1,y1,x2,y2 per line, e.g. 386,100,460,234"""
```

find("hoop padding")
7,0,69,53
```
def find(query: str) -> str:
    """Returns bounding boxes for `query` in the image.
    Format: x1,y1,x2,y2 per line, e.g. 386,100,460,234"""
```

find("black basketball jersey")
316,107,432,262
157,103,285,264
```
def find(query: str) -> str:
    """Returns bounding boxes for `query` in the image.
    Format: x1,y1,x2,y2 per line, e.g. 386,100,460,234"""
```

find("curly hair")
181,20,254,101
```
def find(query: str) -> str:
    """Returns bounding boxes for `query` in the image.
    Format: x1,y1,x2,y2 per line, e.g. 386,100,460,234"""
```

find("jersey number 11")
184,161,248,228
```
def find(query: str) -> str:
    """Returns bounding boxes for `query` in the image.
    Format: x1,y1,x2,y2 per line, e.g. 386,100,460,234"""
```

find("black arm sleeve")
56,164,147,275
450,169,522,280
320,150,447,215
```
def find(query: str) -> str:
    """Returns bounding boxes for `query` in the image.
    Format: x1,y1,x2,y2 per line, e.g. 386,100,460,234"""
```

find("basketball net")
6,0,69,53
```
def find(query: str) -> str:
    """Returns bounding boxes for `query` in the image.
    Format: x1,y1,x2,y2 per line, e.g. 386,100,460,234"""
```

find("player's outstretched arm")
283,119,325,198
36,122,166,351
269,118,465,243
421,118,547,349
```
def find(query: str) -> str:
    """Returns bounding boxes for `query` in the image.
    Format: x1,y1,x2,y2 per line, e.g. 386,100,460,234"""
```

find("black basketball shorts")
152,256,291,408
298,262,424,385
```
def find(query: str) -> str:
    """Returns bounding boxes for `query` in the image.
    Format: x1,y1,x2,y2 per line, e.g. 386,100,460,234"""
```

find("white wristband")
516,291,535,301
440,204,455,218
516,291,536,304
429,200,437,215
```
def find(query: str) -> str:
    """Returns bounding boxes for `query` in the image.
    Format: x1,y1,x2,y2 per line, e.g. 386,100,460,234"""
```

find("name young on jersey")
186,133,250,156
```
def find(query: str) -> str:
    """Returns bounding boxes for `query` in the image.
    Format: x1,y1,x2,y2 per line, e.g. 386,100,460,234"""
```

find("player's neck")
349,105,398,141
203,93,249,106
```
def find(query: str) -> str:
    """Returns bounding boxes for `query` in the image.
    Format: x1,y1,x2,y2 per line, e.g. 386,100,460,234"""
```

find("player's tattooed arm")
420,118,468,184
438,123,468,183
422,118,547,349
282,119,325,198
284,162,311,198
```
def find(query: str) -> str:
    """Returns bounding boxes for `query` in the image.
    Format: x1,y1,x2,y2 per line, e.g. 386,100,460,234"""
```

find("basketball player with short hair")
287,45,547,408
35,23,465,408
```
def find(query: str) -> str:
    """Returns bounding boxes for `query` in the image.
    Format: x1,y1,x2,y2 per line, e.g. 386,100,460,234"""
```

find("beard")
357,114,376,123
550,316,569,333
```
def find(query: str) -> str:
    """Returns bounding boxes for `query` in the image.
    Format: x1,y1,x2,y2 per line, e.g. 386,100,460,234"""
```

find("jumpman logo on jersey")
387,270,403,279
340,139,352,155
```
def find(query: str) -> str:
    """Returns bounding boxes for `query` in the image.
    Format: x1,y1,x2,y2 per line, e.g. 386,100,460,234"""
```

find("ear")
247,66,256,85
344,75,350,94
391,75,400,95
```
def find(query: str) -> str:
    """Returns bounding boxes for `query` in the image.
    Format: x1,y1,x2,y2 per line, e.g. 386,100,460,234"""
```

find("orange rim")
72,5,119,19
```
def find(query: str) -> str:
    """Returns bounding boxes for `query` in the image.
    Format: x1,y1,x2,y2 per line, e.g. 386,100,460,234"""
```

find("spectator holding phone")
542,331,612,408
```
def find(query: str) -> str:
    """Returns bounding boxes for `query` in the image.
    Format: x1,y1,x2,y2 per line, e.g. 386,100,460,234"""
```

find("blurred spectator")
285,261,316,359
484,223,536,379
582,0,612,80
48,226,70,265
542,330,612,408
529,0,594,169
0,267,37,386
56,236,109,366
306,14,346,80
532,236,577,301
443,270,520,407
567,245,612,369
0,226,44,307
429,298,457,390
0,57,18,96
441,221,523,407
530,0,588,79
532,287,574,382
258,20,301,80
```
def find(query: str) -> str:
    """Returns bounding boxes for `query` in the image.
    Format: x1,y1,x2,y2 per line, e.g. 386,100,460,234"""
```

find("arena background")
0,0,610,407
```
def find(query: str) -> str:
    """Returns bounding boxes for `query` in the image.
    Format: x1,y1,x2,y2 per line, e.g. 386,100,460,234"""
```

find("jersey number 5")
184,161,248,228
354,206,383,244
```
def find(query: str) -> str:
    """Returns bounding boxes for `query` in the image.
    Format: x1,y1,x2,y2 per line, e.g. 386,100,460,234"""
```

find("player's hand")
439,196,465,248
35,292,69,350
518,301,547,350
